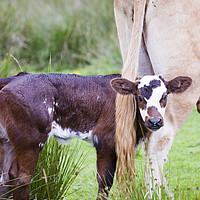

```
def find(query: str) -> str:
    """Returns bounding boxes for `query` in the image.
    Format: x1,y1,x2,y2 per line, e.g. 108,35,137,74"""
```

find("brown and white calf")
0,72,191,200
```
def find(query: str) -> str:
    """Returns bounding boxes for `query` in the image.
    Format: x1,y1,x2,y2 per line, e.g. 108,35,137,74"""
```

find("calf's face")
111,75,192,131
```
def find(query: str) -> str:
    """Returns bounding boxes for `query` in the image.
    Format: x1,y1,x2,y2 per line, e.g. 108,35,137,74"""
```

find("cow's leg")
95,144,117,200
9,148,40,200
144,89,199,198
144,120,175,199
142,1,200,197
114,0,154,75
0,140,14,199
114,0,134,64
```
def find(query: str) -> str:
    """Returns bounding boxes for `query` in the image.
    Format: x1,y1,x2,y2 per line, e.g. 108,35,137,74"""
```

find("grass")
30,138,89,200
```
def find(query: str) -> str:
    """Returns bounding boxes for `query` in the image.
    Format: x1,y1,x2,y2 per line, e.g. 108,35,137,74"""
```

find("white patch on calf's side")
0,172,4,183
0,124,8,140
39,142,45,148
48,106,55,117
53,101,59,107
43,98,47,104
93,135,98,145
48,107,53,115
49,121,93,145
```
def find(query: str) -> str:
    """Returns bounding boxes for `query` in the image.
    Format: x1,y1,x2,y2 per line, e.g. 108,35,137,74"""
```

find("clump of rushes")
30,138,88,200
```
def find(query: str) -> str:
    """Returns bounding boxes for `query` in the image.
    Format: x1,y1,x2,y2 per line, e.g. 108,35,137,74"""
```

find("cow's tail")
0,72,29,90
115,0,147,179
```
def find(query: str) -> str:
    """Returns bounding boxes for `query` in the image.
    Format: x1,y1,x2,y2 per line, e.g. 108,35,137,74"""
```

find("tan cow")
114,0,200,197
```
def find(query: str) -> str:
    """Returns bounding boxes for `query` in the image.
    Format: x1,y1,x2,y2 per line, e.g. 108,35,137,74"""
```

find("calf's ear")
166,76,192,94
110,78,137,95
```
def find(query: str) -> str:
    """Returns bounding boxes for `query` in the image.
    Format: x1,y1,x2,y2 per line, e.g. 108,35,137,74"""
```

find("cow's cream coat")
114,0,200,197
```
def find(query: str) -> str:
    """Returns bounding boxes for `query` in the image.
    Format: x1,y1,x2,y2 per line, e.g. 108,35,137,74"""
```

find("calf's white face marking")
138,75,167,123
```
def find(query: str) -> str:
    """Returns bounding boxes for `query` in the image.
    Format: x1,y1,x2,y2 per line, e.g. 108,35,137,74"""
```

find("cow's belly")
143,0,200,132
144,0,200,78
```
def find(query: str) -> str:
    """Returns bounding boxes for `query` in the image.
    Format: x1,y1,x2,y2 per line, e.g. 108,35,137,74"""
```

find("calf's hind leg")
96,145,117,200
9,148,40,200
0,140,14,199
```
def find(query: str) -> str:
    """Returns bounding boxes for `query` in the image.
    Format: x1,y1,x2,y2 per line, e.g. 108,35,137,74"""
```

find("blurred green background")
0,0,121,76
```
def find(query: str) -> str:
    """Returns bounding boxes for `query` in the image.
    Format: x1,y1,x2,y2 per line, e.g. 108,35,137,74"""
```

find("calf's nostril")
148,118,162,126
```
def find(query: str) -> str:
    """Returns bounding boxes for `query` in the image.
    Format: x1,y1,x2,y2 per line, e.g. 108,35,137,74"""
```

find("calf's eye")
160,93,168,107
138,95,143,102
163,94,167,101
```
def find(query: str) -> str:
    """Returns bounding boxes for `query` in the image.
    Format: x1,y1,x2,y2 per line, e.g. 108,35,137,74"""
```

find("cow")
114,0,200,197
0,72,191,200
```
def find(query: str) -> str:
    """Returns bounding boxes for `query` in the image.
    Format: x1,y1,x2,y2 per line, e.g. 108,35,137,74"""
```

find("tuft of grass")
30,138,89,200
0,54,20,78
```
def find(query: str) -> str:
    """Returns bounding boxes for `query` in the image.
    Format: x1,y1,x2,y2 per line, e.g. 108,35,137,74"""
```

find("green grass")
30,139,89,200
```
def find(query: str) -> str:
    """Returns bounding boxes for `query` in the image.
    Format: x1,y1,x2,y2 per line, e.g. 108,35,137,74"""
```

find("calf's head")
111,75,192,131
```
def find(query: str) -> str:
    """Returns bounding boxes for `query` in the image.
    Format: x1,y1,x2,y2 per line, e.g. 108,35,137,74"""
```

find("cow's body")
114,0,200,196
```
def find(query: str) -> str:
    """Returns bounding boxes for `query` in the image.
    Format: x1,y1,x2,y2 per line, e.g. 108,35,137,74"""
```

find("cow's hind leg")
95,144,117,200
0,139,14,199
114,0,134,64
9,148,40,200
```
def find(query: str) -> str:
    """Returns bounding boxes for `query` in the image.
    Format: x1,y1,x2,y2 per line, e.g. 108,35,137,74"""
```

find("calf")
0,72,191,200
